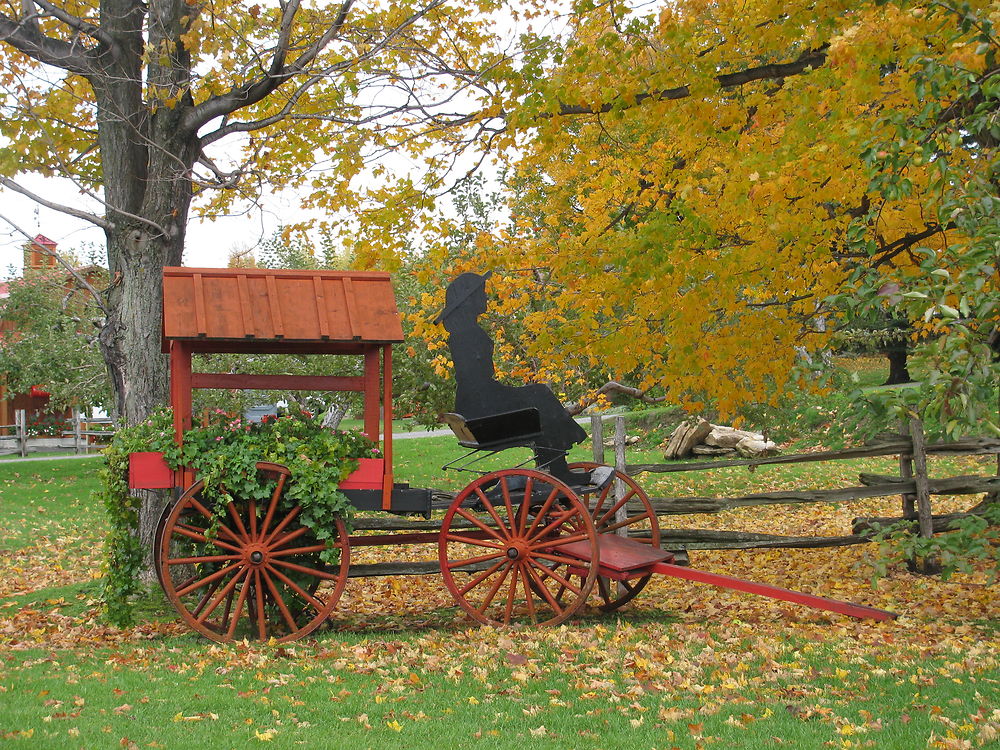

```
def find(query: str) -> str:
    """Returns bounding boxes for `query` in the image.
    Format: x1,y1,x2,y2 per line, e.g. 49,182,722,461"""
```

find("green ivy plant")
96,410,173,627
100,406,379,627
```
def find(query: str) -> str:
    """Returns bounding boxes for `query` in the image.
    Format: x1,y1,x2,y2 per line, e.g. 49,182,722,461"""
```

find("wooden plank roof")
162,267,404,345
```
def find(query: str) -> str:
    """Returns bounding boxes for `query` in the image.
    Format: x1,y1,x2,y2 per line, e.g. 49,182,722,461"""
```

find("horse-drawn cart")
129,267,894,644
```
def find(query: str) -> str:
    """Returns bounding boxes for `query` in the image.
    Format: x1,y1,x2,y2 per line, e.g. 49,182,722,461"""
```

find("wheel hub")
245,544,268,566
506,540,530,561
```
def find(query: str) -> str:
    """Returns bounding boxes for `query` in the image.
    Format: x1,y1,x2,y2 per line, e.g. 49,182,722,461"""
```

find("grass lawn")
1,357,998,748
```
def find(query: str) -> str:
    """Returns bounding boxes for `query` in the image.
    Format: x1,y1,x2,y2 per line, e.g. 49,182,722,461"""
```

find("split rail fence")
351,415,1000,575
0,409,115,457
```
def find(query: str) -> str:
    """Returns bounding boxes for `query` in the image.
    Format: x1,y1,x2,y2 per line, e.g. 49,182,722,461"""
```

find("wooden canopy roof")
162,267,404,348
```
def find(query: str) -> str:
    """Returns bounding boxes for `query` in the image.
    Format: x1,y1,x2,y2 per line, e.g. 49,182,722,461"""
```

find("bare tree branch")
0,3,105,74
566,381,667,416
187,0,359,133
553,44,830,117
0,176,111,230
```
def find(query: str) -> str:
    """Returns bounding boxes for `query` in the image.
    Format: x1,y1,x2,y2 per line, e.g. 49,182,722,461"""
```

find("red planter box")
340,458,384,490
129,452,174,489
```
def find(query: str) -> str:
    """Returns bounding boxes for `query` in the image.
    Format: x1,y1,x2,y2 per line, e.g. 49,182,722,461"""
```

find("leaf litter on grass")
1,454,998,747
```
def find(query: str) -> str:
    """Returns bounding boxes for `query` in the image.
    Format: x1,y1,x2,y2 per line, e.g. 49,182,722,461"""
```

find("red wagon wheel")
157,462,349,643
439,469,598,627
568,462,661,611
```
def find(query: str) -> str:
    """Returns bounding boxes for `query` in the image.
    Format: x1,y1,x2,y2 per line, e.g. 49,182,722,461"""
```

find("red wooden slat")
559,534,672,571
342,277,360,339
312,276,330,339
192,274,207,336
265,274,284,338
190,373,367,391
236,274,254,338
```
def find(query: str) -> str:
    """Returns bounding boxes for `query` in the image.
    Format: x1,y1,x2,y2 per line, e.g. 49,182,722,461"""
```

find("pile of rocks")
663,417,778,459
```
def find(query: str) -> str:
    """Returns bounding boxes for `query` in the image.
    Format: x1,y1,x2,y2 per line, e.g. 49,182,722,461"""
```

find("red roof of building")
162,267,404,346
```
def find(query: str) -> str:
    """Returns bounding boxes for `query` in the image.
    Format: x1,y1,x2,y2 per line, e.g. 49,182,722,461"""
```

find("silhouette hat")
433,270,492,325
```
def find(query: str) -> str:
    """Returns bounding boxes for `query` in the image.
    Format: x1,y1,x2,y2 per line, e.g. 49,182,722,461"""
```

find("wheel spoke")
501,567,520,624
520,565,539,623
446,549,507,570
500,478,517,531
595,488,638,528
185,496,243,545
172,523,243,553
176,561,242,597
515,476,534,531
166,553,242,566
533,550,595,568
267,525,311,551
225,570,252,639
265,564,324,613
478,488,513,541
262,504,302,545
525,487,561,538
197,567,247,621
248,498,258,540
525,561,565,613
444,533,505,550
253,570,267,640
528,558,582,596
455,506,506,541
271,558,344,581
535,531,592,550
467,562,513,608
226,500,251,541
269,543,329,557
258,473,287,539
191,577,224,618
593,484,611,512
260,567,300,632
456,558,509,596
598,512,652,535
526,507,579,543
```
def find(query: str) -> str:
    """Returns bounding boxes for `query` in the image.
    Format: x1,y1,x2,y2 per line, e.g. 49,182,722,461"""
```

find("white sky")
0,174,312,279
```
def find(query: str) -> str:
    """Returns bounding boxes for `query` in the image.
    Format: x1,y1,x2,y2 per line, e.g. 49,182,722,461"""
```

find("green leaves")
100,406,378,624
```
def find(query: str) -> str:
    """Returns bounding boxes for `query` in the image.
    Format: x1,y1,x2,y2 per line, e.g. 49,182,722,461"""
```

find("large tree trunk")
90,0,198,574
884,341,912,385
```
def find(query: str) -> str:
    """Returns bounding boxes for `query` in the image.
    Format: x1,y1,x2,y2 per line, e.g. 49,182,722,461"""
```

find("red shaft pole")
650,562,897,622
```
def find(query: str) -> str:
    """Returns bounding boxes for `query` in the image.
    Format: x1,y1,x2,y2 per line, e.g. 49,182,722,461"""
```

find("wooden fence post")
613,416,628,537
909,417,940,574
16,409,26,458
591,415,605,464
73,408,83,454
899,418,916,519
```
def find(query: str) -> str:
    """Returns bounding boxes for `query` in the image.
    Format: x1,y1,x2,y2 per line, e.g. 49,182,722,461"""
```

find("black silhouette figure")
436,271,588,485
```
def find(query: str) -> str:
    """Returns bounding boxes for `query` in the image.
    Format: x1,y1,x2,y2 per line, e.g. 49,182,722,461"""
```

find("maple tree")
0,0,538,431
410,0,997,429
0,0,551,553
